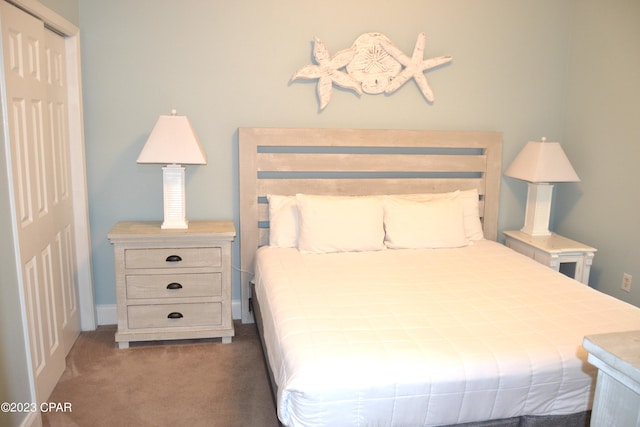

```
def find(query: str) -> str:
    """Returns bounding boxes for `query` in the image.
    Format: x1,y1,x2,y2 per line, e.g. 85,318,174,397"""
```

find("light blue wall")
81,0,637,312
557,0,640,306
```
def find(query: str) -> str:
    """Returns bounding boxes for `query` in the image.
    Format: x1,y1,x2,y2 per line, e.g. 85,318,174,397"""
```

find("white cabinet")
504,230,596,285
583,331,640,426
108,221,235,348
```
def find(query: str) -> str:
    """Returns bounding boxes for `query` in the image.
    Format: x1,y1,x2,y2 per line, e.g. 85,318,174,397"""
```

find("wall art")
291,32,452,110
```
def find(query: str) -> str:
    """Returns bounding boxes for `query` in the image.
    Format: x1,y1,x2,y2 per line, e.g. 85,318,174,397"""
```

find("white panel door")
0,1,80,402
43,27,81,356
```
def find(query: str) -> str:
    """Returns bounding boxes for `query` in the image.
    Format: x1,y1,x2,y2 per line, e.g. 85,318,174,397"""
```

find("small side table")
108,220,236,348
503,230,596,285
583,331,640,427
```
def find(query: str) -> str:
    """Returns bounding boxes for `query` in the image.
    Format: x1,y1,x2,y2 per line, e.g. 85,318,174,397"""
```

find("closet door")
44,27,81,356
0,1,80,402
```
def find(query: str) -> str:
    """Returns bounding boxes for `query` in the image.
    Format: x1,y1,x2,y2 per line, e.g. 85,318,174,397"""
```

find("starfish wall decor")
291,32,452,110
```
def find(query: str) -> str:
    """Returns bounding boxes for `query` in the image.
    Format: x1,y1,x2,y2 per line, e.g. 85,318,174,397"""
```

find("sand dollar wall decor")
291,32,452,110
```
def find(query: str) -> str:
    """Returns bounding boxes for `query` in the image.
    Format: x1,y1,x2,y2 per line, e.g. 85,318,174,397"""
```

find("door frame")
10,0,96,331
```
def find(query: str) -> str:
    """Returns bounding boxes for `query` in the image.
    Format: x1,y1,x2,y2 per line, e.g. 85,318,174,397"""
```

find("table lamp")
504,137,579,237
137,109,207,229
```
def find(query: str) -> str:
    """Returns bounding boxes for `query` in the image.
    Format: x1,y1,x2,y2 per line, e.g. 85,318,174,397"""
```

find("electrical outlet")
622,273,632,292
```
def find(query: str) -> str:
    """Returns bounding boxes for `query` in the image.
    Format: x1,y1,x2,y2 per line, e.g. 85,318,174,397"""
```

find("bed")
237,128,640,427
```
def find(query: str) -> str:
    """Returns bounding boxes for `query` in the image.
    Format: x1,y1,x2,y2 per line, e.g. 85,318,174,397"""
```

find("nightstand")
503,230,596,285
108,220,236,349
583,331,640,426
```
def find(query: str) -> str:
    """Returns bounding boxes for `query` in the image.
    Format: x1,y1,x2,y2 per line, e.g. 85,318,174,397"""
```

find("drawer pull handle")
165,255,182,263
167,312,183,319
166,282,183,290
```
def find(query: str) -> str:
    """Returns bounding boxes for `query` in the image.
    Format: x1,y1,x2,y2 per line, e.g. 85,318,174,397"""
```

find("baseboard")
96,304,117,325
231,299,241,320
96,300,243,325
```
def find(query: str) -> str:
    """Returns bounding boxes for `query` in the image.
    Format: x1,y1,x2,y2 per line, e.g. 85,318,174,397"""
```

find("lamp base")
520,182,553,237
161,165,188,229
161,219,188,230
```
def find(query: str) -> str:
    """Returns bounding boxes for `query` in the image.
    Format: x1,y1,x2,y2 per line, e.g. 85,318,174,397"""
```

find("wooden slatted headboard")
238,128,502,322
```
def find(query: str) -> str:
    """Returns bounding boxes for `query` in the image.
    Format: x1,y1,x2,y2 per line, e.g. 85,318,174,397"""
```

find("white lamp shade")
137,111,207,165
504,140,579,183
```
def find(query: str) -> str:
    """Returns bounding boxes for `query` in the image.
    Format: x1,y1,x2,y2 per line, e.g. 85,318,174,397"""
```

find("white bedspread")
254,240,640,427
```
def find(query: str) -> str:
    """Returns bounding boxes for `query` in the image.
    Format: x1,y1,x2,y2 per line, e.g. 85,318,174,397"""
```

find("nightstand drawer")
127,302,222,329
125,247,221,269
126,273,222,299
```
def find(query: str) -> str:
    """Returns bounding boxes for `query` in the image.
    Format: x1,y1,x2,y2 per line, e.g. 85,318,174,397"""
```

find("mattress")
254,240,640,427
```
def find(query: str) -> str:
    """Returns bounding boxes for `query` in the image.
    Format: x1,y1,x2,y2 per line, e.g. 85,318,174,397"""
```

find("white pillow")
395,189,484,241
296,194,385,254
267,195,298,248
383,194,468,249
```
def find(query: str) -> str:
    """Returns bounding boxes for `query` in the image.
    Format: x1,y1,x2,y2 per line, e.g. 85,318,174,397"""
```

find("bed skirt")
249,283,590,427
